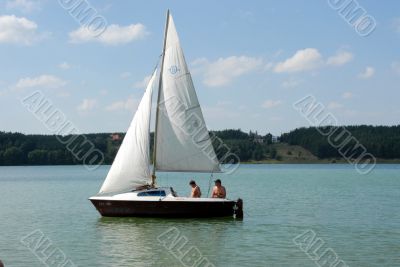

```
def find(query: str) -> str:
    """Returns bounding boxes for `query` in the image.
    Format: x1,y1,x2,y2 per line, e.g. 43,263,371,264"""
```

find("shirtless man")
211,179,226,198
189,180,201,198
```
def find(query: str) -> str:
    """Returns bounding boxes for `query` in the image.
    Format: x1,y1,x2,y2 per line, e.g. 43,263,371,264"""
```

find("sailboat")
89,10,243,218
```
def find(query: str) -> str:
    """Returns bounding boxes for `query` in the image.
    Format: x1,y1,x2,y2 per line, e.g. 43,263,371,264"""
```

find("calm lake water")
0,164,399,267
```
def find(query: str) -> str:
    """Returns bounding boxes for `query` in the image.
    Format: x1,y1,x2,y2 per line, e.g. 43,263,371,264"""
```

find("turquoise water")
0,164,399,266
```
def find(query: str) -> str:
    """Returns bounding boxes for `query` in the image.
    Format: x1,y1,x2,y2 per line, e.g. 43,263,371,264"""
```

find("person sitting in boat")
211,179,226,198
189,180,201,198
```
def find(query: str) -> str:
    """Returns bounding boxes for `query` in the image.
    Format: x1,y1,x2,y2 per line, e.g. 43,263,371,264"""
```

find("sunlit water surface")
0,164,399,266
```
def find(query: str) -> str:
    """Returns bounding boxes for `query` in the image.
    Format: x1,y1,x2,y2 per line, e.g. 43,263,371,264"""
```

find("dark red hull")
90,199,243,218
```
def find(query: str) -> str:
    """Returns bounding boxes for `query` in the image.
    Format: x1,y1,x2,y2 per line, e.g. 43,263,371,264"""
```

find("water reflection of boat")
95,217,239,266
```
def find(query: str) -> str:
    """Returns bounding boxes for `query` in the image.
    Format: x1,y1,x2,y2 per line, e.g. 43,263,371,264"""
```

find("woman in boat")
189,180,201,198
211,179,226,198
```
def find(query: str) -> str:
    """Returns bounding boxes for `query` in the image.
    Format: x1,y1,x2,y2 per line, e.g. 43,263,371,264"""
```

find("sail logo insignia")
169,65,180,75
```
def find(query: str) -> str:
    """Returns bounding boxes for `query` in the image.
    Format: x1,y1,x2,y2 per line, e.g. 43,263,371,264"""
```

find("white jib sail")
155,14,220,172
99,70,156,194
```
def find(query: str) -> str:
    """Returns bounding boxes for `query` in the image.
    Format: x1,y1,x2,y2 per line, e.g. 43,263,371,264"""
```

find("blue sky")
1,0,399,135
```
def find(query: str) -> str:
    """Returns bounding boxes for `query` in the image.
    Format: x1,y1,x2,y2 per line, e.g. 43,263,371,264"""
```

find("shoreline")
242,158,400,164
1,159,400,167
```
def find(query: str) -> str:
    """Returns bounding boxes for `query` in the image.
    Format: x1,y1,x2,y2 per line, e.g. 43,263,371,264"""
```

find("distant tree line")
1,125,399,166
280,125,400,159
0,132,114,166
0,129,276,166
210,129,274,162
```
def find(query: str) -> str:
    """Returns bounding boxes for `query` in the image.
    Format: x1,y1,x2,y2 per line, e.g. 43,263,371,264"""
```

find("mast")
151,9,170,187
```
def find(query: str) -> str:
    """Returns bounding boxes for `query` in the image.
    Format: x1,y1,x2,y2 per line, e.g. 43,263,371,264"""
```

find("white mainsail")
155,14,220,172
99,71,156,194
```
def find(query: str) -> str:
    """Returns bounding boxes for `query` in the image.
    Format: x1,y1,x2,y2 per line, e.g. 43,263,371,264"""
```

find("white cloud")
6,0,41,13
58,62,71,70
192,56,263,87
77,98,97,112
272,49,284,58
69,23,148,45
0,15,46,45
342,92,353,99
391,61,400,75
327,51,353,66
262,100,282,109
327,101,343,109
263,62,274,71
15,74,66,89
133,75,151,88
281,78,302,88
274,48,323,73
105,97,139,112
358,66,375,79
